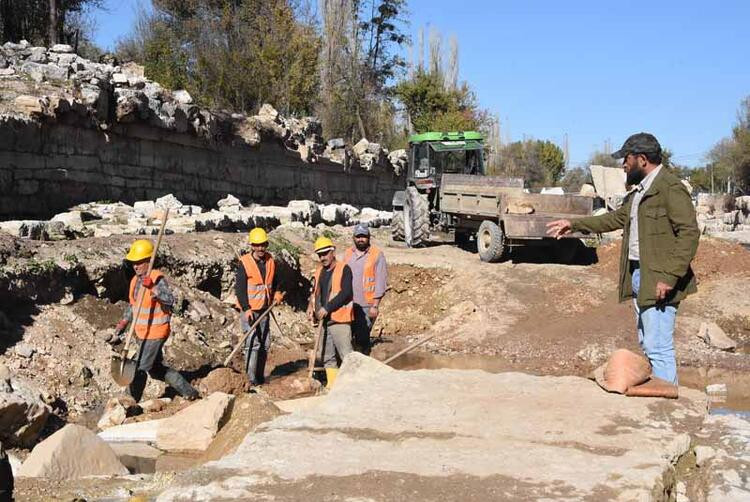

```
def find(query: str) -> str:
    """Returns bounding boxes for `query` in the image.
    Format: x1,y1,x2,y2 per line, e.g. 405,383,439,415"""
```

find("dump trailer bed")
438,174,594,261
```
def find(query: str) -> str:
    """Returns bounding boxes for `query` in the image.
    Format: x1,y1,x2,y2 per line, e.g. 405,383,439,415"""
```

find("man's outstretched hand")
546,219,572,239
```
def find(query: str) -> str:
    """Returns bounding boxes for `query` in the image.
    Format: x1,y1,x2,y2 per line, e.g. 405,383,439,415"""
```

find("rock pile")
1,42,405,173
0,194,393,240
0,370,52,448
696,194,750,234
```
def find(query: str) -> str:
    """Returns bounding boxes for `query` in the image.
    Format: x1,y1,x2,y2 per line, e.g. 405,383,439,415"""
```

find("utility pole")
563,133,569,169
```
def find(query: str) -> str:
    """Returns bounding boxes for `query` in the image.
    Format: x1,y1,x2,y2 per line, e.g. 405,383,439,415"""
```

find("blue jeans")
631,268,678,384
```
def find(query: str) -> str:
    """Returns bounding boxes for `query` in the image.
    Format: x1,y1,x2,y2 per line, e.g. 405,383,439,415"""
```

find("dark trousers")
0,444,13,502
129,338,196,402
242,311,271,384
352,304,374,356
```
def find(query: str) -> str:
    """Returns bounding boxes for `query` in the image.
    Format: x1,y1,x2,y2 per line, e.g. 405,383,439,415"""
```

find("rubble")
0,376,51,448
0,194,391,241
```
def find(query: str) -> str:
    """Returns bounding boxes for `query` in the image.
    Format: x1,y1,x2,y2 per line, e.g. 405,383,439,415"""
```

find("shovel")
111,208,170,386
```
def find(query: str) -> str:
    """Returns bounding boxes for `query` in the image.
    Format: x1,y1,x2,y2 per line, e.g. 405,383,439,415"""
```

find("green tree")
560,167,591,193
119,0,320,115
1,0,103,49
490,139,565,188
395,69,486,133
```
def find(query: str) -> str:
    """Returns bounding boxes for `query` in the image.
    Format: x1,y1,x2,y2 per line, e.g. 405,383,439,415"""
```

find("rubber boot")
128,370,148,403
325,368,338,389
165,368,199,401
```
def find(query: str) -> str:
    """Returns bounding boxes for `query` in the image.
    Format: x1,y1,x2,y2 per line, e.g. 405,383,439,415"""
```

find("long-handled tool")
111,208,170,386
308,322,325,379
382,331,443,365
223,304,275,367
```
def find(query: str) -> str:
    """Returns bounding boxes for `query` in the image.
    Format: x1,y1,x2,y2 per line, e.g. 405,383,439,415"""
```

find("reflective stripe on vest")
314,260,353,324
239,254,275,311
129,270,170,340
344,245,381,305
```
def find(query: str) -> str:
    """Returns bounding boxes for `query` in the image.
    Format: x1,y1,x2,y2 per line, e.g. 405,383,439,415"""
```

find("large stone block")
18,424,128,479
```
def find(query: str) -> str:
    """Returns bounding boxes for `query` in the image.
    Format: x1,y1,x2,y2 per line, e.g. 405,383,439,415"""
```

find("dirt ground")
4,227,750,499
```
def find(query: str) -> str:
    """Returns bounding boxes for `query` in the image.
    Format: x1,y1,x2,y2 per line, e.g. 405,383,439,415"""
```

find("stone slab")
155,353,706,501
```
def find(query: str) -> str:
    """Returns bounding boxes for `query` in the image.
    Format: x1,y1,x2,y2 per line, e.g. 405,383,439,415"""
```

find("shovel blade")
110,354,137,386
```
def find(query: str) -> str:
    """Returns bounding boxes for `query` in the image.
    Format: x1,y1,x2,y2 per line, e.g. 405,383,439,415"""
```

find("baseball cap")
611,132,662,159
353,223,370,236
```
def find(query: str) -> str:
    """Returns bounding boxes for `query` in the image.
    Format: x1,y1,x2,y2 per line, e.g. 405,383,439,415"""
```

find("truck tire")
391,210,405,242
477,220,507,262
404,187,430,248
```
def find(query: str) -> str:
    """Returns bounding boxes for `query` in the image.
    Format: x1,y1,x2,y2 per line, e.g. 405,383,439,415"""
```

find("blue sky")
92,0,750,168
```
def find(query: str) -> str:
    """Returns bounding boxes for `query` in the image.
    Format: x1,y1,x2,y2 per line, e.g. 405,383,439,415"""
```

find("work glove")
273,291,285,306
141,276,154,288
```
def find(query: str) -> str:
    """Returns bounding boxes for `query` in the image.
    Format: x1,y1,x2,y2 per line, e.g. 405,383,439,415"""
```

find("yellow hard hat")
248,227,269,245
126,239,154,262
314,236,335,254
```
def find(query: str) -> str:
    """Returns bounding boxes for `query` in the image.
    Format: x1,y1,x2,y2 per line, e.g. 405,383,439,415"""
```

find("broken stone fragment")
18,424,128,479
0,376,51,447
50,44,74,53
172,89,193,104
697,322,737,351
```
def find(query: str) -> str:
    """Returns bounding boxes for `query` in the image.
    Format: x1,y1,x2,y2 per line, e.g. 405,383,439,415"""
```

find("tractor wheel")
404,187,430,248
477,220,507,262
391,210,405,242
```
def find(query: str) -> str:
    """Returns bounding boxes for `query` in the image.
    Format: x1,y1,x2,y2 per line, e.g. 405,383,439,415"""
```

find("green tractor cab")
392,131,486,245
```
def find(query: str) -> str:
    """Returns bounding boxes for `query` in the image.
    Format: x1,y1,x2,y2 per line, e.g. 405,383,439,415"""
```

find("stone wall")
0,117,403,219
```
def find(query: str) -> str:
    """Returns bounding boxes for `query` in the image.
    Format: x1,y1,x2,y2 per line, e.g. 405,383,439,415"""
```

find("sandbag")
626,378,678,399
593,349,651,394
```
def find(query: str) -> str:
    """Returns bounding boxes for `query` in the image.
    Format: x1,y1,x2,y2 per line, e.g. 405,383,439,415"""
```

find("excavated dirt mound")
198,368,251,396
595,237,750,281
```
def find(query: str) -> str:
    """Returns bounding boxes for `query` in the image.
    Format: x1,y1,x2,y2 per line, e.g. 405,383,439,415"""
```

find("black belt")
629,260,640,272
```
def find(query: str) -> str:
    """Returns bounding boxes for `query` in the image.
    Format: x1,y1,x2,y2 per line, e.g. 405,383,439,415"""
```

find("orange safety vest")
128,270,170,340
314,260,353,324
344,245,382,305
238,253,275,311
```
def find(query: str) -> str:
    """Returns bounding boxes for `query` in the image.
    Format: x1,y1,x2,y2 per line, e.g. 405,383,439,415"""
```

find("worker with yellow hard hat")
235,227,284,385
110,239,199,402
307,236,354,388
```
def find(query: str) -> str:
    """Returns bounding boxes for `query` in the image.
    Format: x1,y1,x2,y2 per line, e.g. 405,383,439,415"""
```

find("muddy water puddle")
392,352,750,415
112,442,203,474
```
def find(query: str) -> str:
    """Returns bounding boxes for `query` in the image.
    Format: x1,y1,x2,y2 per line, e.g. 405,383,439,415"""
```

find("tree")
1,0,103,48
560,167,591,193
317,0,409,145
490,139,565,188
704,96,750,194
118,0,320,115
588,150,620,168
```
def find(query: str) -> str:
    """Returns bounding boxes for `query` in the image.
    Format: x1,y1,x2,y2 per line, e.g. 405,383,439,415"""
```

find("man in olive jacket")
547,133,699,386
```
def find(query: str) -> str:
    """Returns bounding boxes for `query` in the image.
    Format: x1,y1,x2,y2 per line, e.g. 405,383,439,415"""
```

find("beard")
626,165,646,186
354,240,369,251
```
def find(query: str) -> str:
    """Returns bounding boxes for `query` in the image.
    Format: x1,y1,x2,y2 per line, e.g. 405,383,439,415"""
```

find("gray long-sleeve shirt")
346,247,387,307
122,275,174,322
